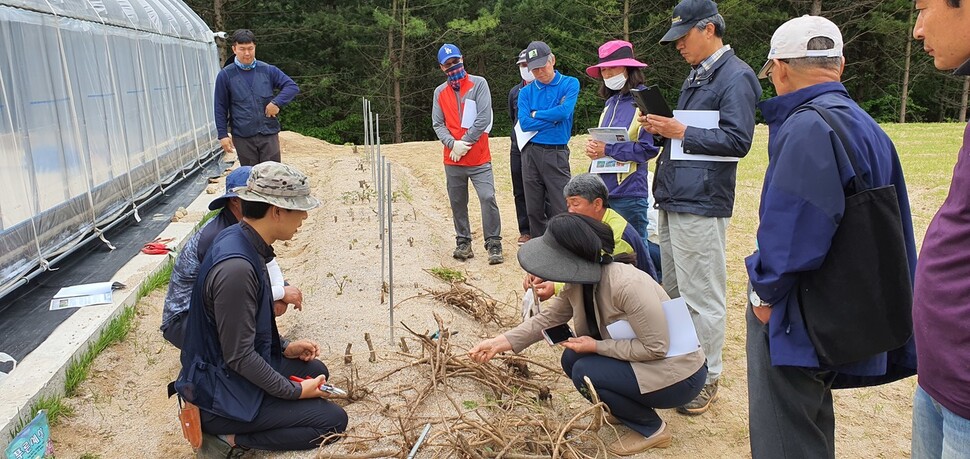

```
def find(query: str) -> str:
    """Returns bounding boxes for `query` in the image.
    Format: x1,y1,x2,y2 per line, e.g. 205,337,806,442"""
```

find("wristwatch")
749,290,771,308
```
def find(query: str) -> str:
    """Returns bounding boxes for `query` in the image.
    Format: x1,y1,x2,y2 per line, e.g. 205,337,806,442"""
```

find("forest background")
184,0,969,145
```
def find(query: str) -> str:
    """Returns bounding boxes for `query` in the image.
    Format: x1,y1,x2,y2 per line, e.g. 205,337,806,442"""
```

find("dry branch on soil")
426,282,510,326
316,314,615,459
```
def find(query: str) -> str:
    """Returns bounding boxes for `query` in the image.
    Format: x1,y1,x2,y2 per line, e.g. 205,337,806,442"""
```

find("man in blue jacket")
745,16,917,458
517,40,580,237
214,29,300,166
640,0,761,415
177,162,347,456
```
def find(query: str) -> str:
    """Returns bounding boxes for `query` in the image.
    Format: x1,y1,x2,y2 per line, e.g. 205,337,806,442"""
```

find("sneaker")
453,240,474,261
486,240,504,265
197,433,246,458
676,379,719,415
517,234,532,246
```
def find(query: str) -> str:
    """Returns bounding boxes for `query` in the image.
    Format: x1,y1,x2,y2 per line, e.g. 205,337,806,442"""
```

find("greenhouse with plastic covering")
0,0,220,300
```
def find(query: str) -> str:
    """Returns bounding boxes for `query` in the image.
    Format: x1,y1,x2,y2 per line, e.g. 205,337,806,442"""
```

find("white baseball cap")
758,15,843,79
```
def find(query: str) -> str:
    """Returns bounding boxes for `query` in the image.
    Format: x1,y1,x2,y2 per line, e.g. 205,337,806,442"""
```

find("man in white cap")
431,43,504,265
745,16,917,458
175,162,348,456
910,1,970,456
508,48,535,245
640,0,761,416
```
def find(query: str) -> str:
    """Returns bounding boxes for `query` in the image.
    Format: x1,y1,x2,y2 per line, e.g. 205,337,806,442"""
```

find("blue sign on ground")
5,410,54,459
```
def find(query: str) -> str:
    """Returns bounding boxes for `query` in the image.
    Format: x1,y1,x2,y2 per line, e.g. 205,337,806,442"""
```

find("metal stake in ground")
387,162,394,343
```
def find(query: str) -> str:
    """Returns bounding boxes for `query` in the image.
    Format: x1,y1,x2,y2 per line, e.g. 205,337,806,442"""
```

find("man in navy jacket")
745,16,916,458
640,0,761,415
214,29,299,166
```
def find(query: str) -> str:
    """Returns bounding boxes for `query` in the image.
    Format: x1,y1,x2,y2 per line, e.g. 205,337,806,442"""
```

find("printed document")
514,121,537,151
587,127,629,144
460,100,477,129
604,297,701,357
50,282,113,311
670,110,740,162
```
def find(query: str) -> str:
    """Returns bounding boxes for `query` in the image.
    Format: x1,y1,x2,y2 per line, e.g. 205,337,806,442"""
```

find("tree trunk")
623,0,630,42
214,0,227,65
387,0,403,143
394,0,406,143
811,0,822,15
900,4,914,123
961,76,969,123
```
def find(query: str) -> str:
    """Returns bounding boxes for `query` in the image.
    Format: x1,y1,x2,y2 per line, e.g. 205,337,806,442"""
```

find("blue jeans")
912,385,970,459
560,349,706,438
608,196,650,246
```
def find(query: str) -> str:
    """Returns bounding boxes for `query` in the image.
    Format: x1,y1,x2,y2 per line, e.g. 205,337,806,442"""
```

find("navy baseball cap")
437,44,462,64
660,0,719,44
525,41,552,71
208,166,252,210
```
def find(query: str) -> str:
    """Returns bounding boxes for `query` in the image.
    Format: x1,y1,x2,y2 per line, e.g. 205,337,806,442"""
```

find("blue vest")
224,62,281,138
175,225,280,422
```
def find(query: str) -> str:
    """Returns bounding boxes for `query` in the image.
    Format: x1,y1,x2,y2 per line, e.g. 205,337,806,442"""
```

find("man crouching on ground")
175,162,347,456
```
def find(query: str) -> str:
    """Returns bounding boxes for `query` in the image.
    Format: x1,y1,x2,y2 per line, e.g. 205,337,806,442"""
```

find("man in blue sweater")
517,40,580,237
214,29,300,166
745,16,916,458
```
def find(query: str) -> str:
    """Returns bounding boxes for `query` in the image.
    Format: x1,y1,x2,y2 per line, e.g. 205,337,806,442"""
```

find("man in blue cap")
431,43,504,264
161,166,303,349
517,40,580,238
638,0,761,416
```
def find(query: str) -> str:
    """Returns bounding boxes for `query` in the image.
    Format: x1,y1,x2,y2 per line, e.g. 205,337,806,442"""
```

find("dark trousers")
561,349,706,437
234,133,281,166
521,143,570,237
509,150,530,235
201,358,348,451
746,305,836,459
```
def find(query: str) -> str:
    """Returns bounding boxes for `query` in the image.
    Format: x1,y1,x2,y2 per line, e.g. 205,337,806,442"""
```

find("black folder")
630,85,673,118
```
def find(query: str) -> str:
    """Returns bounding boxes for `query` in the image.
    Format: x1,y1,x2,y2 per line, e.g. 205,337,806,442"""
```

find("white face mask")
604,73,627,90
520,66,535,83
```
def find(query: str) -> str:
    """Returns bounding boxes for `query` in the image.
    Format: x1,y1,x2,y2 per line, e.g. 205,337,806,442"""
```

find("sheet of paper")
669,110,740,163
461,99,478,129
588,127,629,144
50,281,113,310
589,157,632,174
521,288,540,322
662,297,702,357
606,319,636,340
514,120,537,151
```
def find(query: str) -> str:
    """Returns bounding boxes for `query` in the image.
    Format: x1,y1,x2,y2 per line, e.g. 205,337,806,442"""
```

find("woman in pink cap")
584,40,660,279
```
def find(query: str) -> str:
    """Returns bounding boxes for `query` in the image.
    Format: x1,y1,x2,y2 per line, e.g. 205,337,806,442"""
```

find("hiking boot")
676,379,719,415
517,234,532,246
453,240,474,261
197,433,246,458
486,240,504,265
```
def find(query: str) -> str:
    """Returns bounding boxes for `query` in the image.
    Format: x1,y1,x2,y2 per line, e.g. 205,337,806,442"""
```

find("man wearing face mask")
518,40,581,238
508,49,535,246
214,29,300,166
431,44,504,264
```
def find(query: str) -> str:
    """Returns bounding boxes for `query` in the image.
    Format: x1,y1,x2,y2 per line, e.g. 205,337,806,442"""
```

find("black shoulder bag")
796,105,913,367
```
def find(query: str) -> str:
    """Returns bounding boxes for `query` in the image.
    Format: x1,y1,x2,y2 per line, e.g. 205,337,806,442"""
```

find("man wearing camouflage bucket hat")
175,162,347,456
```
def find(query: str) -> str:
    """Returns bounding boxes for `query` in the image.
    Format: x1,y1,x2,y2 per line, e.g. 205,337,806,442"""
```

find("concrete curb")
0,180,217,446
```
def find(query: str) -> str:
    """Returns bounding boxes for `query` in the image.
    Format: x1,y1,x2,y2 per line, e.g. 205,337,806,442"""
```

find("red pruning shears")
288,375,347,396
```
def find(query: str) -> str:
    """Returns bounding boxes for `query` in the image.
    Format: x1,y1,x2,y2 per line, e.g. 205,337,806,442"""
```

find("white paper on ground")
50,281,113,310
669,110,739,162
461,100,477,129
514,120,537,151
661,297,702,357
604,297,701,357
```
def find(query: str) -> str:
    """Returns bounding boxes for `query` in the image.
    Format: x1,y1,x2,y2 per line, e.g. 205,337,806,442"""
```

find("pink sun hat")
586,40,648,79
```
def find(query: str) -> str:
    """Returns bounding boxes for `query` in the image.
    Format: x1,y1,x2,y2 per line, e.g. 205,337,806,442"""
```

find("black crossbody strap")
799,104,870,194
582,284,601,340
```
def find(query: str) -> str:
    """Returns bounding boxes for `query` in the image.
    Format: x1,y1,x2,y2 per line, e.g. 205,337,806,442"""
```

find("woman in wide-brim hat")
469,213,707,455
584,40,661,281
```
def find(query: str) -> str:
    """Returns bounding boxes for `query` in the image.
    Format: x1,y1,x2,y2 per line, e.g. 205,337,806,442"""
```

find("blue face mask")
234,56,256,71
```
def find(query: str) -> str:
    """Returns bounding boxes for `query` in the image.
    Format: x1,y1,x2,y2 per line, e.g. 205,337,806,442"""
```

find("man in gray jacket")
432,43,503,264
640,0,761,415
